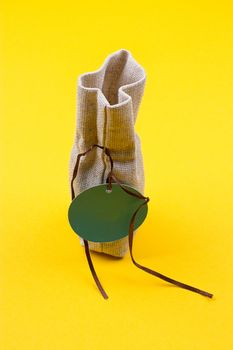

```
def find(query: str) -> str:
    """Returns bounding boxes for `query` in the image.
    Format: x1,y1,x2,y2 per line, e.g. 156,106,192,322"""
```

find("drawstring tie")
70,144,213,300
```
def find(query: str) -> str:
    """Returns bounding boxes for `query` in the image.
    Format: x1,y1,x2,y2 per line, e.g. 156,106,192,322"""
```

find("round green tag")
68,183,148,243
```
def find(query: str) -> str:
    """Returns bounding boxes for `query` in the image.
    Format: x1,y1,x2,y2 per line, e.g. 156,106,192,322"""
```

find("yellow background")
1,1,233,349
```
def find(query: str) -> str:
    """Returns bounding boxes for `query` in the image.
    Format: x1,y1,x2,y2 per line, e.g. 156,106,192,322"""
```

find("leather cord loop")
71,144,113,200
70,144,213,299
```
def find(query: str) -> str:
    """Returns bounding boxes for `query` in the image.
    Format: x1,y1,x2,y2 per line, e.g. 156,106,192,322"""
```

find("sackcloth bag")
69,48,146,257
68,49,213,300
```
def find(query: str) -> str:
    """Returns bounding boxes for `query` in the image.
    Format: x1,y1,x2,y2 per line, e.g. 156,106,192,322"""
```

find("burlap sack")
69,48,146,257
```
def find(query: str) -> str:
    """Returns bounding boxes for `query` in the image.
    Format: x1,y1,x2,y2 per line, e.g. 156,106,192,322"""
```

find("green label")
68,183,148,242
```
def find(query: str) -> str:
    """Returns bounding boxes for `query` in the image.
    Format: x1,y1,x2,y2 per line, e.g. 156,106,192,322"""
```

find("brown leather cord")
71,144,114,201
127,200,213,298
70,144,213,299
108,172,149,201
107,173,213,298
71,144,112,298
83,239,108,299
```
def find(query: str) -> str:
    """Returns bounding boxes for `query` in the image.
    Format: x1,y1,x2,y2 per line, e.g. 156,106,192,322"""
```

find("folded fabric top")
78,48,146,117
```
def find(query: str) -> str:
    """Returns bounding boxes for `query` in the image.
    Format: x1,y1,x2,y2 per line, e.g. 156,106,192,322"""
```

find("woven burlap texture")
69,48,146,257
